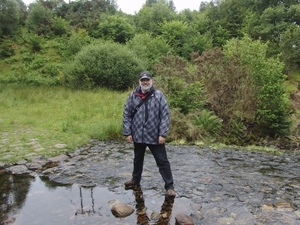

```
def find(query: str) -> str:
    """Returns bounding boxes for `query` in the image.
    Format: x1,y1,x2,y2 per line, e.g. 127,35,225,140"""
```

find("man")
123,71,175,198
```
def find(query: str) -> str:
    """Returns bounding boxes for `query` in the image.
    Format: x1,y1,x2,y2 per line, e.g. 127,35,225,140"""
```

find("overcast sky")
23,0,205,14
117,0,204,14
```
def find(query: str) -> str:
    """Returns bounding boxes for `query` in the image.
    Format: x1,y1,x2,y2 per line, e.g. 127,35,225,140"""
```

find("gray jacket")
123,86,170,144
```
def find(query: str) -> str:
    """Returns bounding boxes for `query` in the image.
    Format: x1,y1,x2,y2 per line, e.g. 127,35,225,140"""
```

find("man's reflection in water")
133,186,174,225
75,186,95,216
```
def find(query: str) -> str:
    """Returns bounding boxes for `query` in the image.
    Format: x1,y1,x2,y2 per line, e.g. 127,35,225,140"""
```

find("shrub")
62,41,145,90
154,54,205,114
0,38,15,59
168,108,205,142
22,31,44,52
192,109,223,137
59,29,92,58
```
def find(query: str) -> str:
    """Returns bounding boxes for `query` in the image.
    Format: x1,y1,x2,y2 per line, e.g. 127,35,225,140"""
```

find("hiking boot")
165,189,176,198
124,179,139,190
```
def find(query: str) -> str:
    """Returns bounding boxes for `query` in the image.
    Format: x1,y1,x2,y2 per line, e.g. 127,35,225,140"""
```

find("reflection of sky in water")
4,176,192,225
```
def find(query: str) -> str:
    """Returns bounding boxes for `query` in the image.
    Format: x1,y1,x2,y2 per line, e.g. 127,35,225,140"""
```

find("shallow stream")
1,140,300,224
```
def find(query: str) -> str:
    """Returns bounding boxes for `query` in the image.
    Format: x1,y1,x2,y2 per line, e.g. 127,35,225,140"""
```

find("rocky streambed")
1,140,300,225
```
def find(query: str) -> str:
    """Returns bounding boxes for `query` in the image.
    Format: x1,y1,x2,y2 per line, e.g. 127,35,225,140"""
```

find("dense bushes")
62,42,146,90
153,36,292,144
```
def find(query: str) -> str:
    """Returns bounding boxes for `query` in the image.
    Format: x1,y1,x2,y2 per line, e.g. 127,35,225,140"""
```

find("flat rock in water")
111,203,134,218
175,213,194,225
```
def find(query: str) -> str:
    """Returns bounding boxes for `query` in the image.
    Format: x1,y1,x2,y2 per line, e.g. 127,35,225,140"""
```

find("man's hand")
158,136,166,144
126,135,133,143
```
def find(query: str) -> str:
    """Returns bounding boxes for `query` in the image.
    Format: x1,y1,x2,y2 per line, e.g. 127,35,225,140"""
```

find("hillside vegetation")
1,0,300,158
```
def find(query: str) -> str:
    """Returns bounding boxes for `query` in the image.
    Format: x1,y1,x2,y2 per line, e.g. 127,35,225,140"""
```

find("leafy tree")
62,41,145,90
15,0,27,26
185,10,210,32
178,11,213,57
52,16,70,36
217,0,246,38
55,0,117,30
224,35,291,137
159,20,188,51
288,4,300,25
181,31,212,60
168,0,176,11
254,5,286,44
92,15,135,43
38,0,65,11
26,2,54,36
243,2,300,70
206,0,247,40
126,32,174,70
279,25,300,73
145,0,157,6
177,9,198,22
0,0,20,37
212,25,231,47
135,1,177,35
159,19,212,59
145,0,175,10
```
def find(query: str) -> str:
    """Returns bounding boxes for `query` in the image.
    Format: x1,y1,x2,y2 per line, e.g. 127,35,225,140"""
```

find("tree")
51,16,70,36
92,15,135,43
26,2,54,36
55,0,117,29
279,25,300,74
135,1,177,35
243,2,300,70
224,35,291,137
200,0,246,47
0,0,20,37
126,32,174,69
160,20,188,51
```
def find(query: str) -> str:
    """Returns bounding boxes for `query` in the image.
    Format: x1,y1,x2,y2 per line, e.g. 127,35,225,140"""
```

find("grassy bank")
0,84,128,162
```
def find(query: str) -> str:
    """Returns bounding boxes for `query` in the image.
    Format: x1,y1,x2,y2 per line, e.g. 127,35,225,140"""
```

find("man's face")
139,78,153,92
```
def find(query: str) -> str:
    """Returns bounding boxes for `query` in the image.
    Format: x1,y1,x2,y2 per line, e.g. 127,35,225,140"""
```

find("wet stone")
175,213,194,225
111,203,134,218
25,161,47,171
5,165,37,177
47,154,69,162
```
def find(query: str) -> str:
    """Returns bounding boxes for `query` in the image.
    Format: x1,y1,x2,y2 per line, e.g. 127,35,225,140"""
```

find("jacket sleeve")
123,92,134,136
158,92,170,137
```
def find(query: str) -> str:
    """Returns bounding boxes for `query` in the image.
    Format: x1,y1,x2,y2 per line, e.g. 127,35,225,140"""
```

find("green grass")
286,69,300,93
0,84,128,162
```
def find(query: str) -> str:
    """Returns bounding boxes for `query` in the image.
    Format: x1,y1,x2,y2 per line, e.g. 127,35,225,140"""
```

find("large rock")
111,203,134,218
5,165,37,177
175,213,194,225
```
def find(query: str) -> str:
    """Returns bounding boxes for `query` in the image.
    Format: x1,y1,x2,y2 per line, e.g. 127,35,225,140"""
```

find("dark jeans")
132,142,174,190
